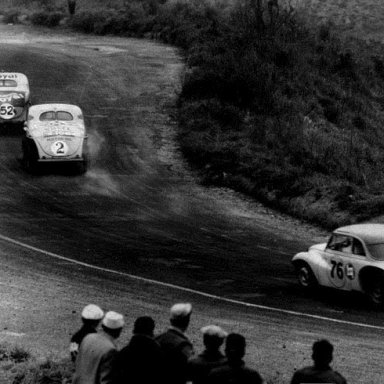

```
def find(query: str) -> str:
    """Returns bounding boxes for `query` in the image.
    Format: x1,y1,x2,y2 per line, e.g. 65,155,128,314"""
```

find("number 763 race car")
292,224,384,306
22,104,88,173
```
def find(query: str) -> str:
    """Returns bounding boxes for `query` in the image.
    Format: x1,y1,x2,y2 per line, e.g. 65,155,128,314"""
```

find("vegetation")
2,0,384,228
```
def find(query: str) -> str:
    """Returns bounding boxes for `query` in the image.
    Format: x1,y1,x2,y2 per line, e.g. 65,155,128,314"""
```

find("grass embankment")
3,0,384,230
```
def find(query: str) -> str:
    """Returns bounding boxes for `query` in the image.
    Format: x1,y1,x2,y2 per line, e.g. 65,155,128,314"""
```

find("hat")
201,325,228,338
170,303,192,320
81,304,104,320
102,311,124,329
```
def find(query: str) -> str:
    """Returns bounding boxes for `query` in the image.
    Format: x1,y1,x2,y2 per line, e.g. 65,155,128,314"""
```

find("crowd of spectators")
70,303,347,384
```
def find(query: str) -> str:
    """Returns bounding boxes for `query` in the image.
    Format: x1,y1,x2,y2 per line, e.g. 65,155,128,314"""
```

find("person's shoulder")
242,366,263,381
331,370,347,384
293,365,314,376
209,363,230,377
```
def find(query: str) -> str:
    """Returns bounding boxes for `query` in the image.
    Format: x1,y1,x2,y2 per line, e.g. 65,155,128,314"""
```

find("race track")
0,24,383,383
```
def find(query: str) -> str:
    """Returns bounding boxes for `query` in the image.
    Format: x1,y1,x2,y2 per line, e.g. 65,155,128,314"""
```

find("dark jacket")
208,361,263,384
70,325,97,362
156,327,193,384
114,333,164,384
188,350,227,384
291,365,347,384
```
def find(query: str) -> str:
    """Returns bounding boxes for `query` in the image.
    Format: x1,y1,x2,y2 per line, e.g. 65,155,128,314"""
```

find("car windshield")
366,243,384,260
0,80,17,87
39,111,74,121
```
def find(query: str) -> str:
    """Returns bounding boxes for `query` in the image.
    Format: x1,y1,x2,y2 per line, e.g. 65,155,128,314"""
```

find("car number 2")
0,103,15,119
51,141,68,156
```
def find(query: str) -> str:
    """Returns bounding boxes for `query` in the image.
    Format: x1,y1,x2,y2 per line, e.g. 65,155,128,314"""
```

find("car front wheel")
296,263,317,289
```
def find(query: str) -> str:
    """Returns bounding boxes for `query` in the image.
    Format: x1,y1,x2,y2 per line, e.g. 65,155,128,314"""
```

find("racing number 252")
331,260,344,279
0,105,14,116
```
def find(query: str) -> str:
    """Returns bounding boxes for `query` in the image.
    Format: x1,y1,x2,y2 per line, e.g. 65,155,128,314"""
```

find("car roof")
29,104,83,115
0,72,29,84
335,224,384,244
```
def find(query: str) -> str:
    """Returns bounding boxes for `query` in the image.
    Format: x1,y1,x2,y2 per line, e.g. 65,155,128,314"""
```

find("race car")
292,224,384,305
0,72,30,124
22,104,88,173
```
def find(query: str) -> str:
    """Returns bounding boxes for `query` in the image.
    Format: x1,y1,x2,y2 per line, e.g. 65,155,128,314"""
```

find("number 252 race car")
0,72,30,124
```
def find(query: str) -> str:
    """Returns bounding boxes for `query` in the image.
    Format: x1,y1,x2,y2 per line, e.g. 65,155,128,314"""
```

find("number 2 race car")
292,224,384,306
22,104,88,174
0,72,30,124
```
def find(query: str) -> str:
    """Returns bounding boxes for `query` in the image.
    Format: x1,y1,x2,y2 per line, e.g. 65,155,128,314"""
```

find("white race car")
22,104,88,173
0,72,30,124
292,224,384,305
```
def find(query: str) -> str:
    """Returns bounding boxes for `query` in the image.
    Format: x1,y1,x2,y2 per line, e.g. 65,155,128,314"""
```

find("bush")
30,11,64,27
2,9,20,24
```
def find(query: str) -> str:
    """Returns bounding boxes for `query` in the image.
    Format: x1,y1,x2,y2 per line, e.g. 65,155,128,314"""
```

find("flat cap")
102,311,124,329
81,304,104,320
170,303,192,319
201,325,228,338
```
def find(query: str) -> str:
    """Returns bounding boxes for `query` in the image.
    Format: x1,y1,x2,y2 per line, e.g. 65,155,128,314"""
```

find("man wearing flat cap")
188,325,228,384
156,303,194,384
70,304,104,362
73,311,124,384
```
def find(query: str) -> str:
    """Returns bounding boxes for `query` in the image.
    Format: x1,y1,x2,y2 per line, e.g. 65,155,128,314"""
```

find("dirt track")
0,23,383,383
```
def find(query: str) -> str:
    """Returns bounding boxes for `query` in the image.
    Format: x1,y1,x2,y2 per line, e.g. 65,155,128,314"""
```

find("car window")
57,111,73,121
39,111,56,121
326,234,352,253
352,238,365,256
0,80,17,87
367,243,384,260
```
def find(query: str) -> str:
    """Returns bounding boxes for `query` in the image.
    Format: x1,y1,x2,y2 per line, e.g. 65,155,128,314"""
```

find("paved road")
0,23,382,383
0,20,382,344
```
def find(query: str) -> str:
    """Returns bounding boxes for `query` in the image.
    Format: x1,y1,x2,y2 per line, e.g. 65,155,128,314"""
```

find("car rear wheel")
296,263,317,289
366,279,384,307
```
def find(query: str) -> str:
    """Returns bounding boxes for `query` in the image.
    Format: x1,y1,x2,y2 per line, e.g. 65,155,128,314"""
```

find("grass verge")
2,0,384,228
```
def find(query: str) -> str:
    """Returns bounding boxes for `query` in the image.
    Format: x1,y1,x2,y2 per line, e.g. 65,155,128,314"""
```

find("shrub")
30,11,64,27
2,9,20,24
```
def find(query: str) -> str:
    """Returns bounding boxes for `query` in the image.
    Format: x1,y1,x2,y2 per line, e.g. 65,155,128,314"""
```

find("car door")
321,234,366,290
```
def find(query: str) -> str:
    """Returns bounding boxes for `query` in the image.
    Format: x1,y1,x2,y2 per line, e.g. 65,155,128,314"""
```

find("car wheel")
296,263,317,289
366,279,384,307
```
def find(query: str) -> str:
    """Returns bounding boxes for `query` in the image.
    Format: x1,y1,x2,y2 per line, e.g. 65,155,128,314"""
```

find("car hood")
0,90,26,106
309,243,327,252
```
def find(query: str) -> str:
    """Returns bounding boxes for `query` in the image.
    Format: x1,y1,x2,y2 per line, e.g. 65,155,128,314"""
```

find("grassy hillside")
2,0,384,228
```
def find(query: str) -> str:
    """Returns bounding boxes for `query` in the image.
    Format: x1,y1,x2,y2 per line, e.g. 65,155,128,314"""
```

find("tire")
366,279,384,307
296,263,317,289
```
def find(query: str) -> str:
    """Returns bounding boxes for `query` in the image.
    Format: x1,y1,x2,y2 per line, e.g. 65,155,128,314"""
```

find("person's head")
312,339,333,368
133,316,155,337
169,303,192,332
81,304,104,329
225,333,246,362
201,325,227,351
102,311,124,339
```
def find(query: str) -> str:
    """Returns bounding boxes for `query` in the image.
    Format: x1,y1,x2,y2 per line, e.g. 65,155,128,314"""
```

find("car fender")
292,250,328,285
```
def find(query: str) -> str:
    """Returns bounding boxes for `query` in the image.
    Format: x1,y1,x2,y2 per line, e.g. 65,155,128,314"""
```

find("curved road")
0,24,383,383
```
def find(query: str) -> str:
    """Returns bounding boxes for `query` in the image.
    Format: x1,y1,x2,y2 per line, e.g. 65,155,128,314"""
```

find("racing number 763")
330,260,344,279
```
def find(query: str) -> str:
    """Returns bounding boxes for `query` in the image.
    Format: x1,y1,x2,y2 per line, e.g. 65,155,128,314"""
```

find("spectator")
73,311,124,384
114,316,164,384
208,333,264,384
156,303,194,384
290,339,347,384
188,325,228,384
70,304,104,362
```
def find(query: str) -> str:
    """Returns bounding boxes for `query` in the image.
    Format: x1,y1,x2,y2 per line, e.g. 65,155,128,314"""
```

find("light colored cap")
170,303,192,319
102,311,124,329
81,304,104,320
201,325,228,338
